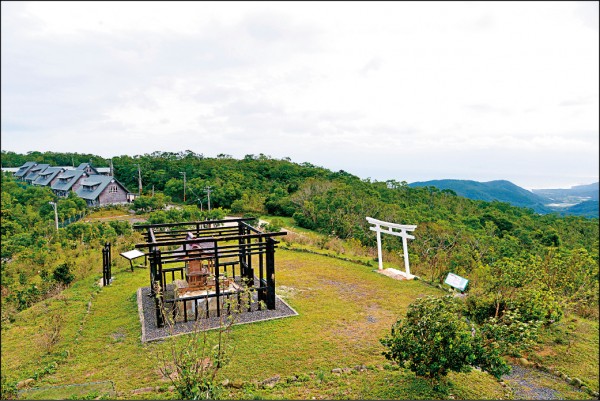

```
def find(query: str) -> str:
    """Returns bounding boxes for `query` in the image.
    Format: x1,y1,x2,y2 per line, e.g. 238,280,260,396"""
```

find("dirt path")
83,214,147,224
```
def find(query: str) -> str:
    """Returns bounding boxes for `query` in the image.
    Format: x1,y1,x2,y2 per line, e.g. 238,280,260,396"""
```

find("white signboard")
120,249,146,272
120,249,145,260
444,273,469,291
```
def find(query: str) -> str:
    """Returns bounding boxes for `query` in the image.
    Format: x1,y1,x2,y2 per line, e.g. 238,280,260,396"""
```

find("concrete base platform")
376,268,415,280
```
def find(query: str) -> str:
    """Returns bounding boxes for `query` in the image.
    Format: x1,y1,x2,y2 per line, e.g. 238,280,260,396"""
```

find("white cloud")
1,1,598,189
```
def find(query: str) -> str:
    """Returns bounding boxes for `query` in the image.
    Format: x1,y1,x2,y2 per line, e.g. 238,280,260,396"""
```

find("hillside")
2,151,599,400
2,219,598,400
558,200,600,218
408,179,552,214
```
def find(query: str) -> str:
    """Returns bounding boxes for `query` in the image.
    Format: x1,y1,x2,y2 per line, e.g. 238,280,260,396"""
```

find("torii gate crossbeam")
366,217,417,276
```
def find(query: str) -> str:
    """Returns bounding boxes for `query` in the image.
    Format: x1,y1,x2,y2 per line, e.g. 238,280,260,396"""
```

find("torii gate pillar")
366,217,417,277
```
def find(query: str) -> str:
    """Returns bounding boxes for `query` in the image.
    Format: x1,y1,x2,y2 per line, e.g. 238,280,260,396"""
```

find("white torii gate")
366,217,417,278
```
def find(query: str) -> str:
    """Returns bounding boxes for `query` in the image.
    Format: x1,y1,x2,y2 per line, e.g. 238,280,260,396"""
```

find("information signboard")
444,272,469,291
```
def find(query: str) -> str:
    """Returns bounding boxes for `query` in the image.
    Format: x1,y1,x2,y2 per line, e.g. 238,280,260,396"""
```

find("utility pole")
179,171,186,202
205,186,212,211
110,159,114,176
137,164,142,195
49,202,58,232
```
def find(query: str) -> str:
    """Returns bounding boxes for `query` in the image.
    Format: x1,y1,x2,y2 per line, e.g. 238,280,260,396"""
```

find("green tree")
132,193,171,213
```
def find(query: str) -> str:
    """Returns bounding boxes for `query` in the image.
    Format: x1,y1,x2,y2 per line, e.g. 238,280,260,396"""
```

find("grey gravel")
502,364,585,400
137,285,298,342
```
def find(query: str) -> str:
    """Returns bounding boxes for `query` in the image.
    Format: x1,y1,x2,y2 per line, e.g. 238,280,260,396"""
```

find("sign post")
120,249,146,272
444,272,469,292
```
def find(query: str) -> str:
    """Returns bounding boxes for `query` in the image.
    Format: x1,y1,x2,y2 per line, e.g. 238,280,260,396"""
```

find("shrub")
156,288,252,399
511,287,563,325
52,262,75,286
0,372,17,400
380,295,509,384
260,218,285,233
465,293,505,324
132,193,171,213
478,309,541,357
147,211,168,225
8,284,42,311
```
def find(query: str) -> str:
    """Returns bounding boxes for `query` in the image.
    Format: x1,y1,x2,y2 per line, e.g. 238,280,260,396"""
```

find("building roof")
24,164,50,181
32,167,65,186
14,161,37,178
52,169,89,192
76,163,100,174
75,175,130,201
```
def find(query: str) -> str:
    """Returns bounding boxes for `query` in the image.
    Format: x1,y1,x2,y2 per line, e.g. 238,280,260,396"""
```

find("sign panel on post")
444,273,469,291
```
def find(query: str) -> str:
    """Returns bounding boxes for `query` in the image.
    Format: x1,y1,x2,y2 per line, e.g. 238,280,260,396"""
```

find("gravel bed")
503,364,565,400
137,285,298,342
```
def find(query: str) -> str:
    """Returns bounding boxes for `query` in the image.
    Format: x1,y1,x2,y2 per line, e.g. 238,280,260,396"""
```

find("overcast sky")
2,1,598,189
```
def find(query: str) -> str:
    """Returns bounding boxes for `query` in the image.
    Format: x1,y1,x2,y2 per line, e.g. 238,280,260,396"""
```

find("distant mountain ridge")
408,179,598,217
532,182,599,202
558,200,599,218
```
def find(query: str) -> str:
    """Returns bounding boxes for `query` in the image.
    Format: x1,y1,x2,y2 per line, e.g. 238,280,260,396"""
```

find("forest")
1,150,598,398
2,149,598,320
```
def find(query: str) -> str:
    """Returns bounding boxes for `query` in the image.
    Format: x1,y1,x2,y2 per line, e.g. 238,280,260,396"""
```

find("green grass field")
2,225,598,400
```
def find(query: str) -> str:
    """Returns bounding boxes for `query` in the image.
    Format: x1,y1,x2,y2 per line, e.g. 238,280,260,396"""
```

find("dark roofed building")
14,162,38,179
52,169,90,198
75,175,131,206
32,167,67,187
95,167,111,175
76,163,100,175
23,164,50,183
12,160,129,206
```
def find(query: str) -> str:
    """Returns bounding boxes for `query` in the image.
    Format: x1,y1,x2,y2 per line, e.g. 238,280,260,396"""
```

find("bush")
52,262,75,286
132,193,171,213
380,295,509,384
156,288,253,399
0,372,17,400
478,309,541,357
465,293,502,324
7,284,42,311
260,218,285,233
147,211,168,225
511,287,563,325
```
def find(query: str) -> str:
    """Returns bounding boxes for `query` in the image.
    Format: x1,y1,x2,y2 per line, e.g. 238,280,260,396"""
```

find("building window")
109,185,118,193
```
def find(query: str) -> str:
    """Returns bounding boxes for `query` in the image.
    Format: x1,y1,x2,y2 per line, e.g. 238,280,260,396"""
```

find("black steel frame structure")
134,218,285,328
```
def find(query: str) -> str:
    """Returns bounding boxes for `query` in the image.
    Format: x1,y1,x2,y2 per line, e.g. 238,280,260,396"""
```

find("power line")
186,185,204,210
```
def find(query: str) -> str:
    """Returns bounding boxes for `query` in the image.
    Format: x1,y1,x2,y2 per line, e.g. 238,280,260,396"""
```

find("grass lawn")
2,234,598,399
527,315,599,393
